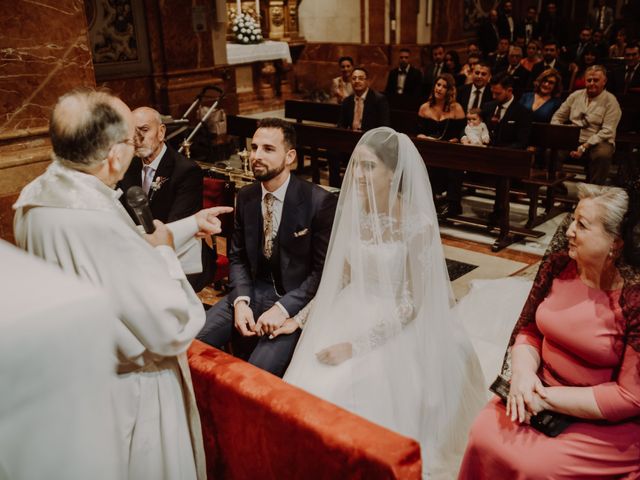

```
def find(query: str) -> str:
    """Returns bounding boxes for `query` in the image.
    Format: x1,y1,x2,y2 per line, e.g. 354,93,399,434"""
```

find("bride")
283,127,485,478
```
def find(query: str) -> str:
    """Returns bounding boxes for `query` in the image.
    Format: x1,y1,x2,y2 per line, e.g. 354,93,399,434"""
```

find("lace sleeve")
350,280,415,357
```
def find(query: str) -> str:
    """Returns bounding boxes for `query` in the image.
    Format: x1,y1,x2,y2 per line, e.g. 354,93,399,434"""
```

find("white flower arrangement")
231,11,263,44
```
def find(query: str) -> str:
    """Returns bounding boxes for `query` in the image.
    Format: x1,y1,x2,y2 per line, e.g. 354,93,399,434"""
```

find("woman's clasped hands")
506,371,549,424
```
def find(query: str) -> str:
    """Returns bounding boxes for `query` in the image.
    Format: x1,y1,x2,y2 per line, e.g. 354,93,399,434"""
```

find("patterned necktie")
263,193,275,258
142,165,154,194
352,96,364,131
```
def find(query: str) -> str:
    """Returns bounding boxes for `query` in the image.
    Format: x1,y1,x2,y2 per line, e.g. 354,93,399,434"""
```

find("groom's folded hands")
255,305,287,336
234,301,256,336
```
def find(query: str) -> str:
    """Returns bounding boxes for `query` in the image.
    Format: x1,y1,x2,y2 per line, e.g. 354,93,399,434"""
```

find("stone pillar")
0,0,96,243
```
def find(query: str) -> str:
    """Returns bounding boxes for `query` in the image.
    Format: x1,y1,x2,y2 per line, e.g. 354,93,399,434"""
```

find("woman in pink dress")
459,183,640,479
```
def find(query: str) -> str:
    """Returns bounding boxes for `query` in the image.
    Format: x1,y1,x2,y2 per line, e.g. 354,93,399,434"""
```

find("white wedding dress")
284,128,486,479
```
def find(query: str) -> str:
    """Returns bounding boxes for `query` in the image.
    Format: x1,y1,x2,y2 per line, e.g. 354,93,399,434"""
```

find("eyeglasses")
542,78,557,85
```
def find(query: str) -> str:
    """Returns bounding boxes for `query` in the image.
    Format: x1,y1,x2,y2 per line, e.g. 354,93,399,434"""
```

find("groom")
197,118,337,376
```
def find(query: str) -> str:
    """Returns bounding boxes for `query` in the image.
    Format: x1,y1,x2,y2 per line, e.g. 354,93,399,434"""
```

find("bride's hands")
316,342,353,365
506,371,547,423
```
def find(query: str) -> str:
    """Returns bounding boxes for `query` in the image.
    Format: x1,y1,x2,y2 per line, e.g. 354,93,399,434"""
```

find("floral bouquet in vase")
231,11,263,44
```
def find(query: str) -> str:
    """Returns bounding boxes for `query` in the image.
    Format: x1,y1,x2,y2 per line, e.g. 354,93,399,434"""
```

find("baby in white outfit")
461,108,490,146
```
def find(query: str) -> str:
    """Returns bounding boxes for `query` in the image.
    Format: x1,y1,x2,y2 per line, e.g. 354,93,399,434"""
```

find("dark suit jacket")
505,64,531,94
563,41,592,64
530,59,571,91
228,174,337,316
610,64,640,95
481,99,533,149
338,90,391,131
384,66,423,98
119,145,215,291
422,62,446,98
516,20,540,44
487,53,509,74
458,83,493,113
478,20,501,57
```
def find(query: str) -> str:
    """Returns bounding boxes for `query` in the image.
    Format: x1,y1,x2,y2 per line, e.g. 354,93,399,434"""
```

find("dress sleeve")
592,346,640,421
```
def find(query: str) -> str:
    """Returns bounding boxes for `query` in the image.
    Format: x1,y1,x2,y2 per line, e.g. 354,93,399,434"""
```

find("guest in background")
488,37,511,74
498,0,516,42
517,5,540,45
588,0,615,40
520,40,541,72
458,62,493,114
330,56,354,104
119,106,216,292
504,46,530,94
417,73,466,142
444,50,465,87
569,45,601,92
563,27,593,64
422,44,446,97
591,29,610,60
551,65,621,185
519,68,563,123
461,52,482,85
478,9,501,58
461,108,490,146
611,42,640,95
608,28,628,58
466,42,482,59
417,73,466,218
538,1,566,46
530,39,571,90
459,184,640,479
384,48,423,104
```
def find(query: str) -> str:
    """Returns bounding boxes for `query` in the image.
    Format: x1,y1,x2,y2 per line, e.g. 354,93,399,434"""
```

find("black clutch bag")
489,375,573,437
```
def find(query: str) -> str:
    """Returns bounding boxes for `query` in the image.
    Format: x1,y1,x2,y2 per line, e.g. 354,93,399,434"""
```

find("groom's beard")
252,161,285,182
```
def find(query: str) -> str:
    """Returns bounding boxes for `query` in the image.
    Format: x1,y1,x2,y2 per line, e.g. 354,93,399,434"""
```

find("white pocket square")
293,228,309,238
507,120,515,124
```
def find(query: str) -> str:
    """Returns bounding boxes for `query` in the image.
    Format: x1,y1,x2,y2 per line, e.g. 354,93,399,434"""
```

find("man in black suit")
516,6,540,45
384,48,423,107
487,37,511,74
197,118,336,377
529,40,570,90
336,67,391,186
478,10,501,58
458,62,493,113
498,0,516,42
482,73,533,222
538,1,566,46
563,27,593,64
504,46,530,95
611,43,640,94
119,107,215,292
422,44,446,97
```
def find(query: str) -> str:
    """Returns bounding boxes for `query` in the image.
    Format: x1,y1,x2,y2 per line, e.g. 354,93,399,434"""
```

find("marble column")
0,0,96,243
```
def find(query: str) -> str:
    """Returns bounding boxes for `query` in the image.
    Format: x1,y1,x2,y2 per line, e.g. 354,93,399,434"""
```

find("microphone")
126,186,156,234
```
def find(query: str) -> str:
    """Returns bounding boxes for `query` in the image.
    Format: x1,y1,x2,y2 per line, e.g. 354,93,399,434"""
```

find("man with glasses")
13,89,232,478
551,65,621,184
530,39,570,90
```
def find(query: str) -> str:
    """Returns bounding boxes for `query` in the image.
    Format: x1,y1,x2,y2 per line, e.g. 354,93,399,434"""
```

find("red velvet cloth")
188,340,422,479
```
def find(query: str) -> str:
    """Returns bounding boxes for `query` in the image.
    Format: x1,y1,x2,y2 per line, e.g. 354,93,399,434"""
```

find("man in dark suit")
482,73,533,222
478,10,501,58
458,62,493,113
384,48,423,108
198,118,336,377
530,40,570,90
498,0,516,42
119,107,215,292
563,27,593,64
538,1,566,46
487,37,511,74
335,67,390,186
504,46,530,95
611,43,640,94
421,44,446,98
516,6,540,45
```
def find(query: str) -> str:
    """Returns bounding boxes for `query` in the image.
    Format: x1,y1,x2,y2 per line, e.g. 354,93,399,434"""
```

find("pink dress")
459,265,640,479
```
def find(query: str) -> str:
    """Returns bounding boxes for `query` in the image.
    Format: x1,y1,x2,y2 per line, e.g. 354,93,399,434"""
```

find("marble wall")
0,0,96,243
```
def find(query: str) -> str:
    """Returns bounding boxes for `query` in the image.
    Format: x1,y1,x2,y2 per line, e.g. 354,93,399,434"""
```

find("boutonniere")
150,176,169,192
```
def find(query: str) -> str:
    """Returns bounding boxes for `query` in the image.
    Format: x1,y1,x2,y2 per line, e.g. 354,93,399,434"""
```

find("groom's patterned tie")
263,193,275,258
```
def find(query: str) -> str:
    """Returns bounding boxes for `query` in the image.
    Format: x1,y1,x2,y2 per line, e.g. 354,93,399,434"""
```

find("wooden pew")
227,114,539,251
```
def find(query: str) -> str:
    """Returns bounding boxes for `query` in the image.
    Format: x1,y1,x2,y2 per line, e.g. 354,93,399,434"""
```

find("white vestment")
13,162,206,480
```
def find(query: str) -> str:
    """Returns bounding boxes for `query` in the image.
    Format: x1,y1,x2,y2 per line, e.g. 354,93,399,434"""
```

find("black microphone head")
126,186,148,209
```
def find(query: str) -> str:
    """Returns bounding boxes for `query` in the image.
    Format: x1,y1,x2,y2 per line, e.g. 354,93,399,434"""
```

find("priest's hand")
316,342,352,365
255,305,287,336
194,206,234,238
145,220,174,249
234,300,256,337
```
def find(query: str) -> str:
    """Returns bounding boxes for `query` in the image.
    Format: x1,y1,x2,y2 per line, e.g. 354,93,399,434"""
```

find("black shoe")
438,202,462,219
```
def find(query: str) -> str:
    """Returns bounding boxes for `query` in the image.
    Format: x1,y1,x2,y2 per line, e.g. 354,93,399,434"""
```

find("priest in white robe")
13,89,232,480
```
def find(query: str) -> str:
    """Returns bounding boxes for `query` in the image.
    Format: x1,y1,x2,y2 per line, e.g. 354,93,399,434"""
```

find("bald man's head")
50,89,132,169
132,106,166,162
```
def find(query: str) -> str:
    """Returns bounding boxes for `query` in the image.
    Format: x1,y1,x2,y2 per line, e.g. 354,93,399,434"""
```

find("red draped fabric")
187,340,422,479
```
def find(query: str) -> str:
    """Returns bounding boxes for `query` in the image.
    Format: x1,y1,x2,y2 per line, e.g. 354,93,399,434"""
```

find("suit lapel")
149,148,175,204
278,175,305,273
